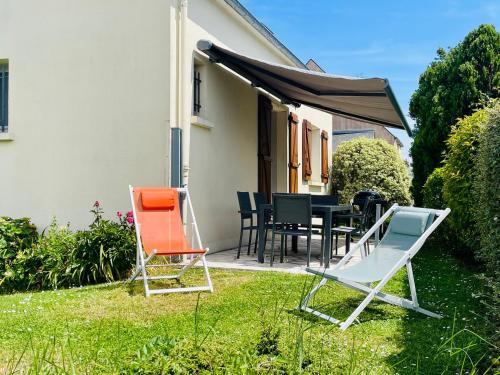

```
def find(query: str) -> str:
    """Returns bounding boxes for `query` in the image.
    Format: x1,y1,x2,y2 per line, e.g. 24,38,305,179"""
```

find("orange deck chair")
129,186,213,296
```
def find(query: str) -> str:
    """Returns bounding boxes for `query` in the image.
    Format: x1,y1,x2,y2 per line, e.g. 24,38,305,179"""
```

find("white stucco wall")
186,0,333,250
0,0,334,252
0,0,171,230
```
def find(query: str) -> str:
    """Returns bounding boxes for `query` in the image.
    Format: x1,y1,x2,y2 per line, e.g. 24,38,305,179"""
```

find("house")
306,59,403,152
331,117,403,152
0,0,410,251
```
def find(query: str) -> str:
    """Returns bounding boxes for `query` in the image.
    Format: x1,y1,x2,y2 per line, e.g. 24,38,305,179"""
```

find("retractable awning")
197,40,411,135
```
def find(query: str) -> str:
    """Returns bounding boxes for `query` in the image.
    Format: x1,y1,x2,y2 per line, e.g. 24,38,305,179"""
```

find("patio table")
257,203,351,268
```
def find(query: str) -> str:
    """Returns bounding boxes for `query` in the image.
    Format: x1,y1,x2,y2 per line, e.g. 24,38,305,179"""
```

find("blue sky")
240,0,499,161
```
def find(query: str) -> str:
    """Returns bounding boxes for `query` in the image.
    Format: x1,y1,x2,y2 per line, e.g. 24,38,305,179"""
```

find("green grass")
0,246,497,374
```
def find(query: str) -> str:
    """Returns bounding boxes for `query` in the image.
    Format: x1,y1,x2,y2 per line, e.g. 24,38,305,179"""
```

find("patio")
206,236,356,274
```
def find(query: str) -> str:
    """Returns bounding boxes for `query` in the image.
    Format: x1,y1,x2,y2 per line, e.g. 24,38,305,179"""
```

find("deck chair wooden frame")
129,186,213,296
300,204,450,330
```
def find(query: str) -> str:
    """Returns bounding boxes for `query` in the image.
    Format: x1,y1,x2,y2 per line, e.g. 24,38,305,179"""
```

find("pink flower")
117,211,123,218
126,216,134,224
126,211,133,217
94,200,100,208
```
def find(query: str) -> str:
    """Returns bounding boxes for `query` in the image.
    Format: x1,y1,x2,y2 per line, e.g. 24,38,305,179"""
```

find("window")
0,62,8,133
193,65,201,115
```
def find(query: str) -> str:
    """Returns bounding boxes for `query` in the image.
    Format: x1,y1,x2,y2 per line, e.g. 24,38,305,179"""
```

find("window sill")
307,180,325,187
191,115,214,129
0,132,14,141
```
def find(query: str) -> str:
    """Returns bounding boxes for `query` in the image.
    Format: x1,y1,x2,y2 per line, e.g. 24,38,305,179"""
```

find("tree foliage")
330,138,412,205
409,24,500,205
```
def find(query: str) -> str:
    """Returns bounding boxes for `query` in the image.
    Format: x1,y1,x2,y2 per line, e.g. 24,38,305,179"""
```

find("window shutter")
288,113,299,192
302,120,312,181
321,130,329,184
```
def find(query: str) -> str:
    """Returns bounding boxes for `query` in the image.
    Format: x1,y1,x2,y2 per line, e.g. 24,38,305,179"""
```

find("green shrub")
0,202,136,294
0,217,37,289
69,201,135,286
27,220,76,290
442,108,489,256
330,138,412,205
473,103,500,329
422,167,446,209
422,168,460,252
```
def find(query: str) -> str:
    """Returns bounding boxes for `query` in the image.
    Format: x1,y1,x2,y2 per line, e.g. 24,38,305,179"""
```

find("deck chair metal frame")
300,204,450,330
129,185,213,297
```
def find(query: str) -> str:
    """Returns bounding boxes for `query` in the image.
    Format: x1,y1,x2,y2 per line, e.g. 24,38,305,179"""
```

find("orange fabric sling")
132,187,205,256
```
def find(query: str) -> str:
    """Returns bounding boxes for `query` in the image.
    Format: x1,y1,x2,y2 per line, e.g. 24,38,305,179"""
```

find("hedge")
441,109,488,255
473,104,500,328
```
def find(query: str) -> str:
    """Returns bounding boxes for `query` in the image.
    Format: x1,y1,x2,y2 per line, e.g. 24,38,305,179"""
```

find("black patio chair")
310,194,341,257
334,190,380,225
331,196,374,256
270,193,312,267
253,192,272,254
236,191,256,258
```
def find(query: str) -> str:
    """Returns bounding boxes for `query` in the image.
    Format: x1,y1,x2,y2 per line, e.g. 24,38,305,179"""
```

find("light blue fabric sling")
307,211,432,283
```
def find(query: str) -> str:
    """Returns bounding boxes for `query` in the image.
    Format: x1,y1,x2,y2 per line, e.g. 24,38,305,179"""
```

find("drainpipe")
179,0,191,188
171,0,189,188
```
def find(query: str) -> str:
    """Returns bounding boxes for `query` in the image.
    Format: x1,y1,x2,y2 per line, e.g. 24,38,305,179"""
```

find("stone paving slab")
205,237,353,274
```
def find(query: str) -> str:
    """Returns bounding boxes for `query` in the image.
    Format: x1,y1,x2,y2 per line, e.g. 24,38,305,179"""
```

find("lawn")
0,246,496,374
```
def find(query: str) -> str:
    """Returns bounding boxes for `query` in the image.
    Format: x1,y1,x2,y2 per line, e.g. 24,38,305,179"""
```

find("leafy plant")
409,24,500,205
0,217,38,290
0,202,136,294
69,201,136,285
28,219,76,290
441,107,489,257
422,167,445,209
330,137,412,205
473,102,500,334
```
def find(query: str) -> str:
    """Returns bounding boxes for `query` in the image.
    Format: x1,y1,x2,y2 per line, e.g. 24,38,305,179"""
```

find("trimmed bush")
330,138,412,205
441,108,489,255
473,103,500,328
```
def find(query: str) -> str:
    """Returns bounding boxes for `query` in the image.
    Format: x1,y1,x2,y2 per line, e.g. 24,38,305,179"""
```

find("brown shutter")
321,130,329,184
288,113,299,193
302,119,312,181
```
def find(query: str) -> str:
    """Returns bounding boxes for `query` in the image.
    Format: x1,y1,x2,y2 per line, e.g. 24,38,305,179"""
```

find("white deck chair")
300,204,450,330
129,186,213,296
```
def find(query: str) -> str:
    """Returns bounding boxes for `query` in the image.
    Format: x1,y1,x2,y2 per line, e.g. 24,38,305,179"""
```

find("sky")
239,0,499,161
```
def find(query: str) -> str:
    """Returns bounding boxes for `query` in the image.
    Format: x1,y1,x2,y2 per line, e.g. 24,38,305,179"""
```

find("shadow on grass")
382,245,498,374
289,294,408,327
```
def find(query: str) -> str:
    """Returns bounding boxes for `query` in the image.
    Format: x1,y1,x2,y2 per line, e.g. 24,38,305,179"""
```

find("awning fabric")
197,40,411,135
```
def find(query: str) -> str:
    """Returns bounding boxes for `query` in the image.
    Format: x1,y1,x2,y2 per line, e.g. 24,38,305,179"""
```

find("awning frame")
198,40,412,136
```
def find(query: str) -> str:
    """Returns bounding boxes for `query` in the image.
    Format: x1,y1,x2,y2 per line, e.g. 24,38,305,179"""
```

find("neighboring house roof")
332,114,403,147
223,0,306,69
332,129,375,135
386,128,403,147
305,59,325,73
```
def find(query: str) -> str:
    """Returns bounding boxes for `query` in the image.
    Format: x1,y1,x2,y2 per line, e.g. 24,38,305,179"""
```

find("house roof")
222,0,306,69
